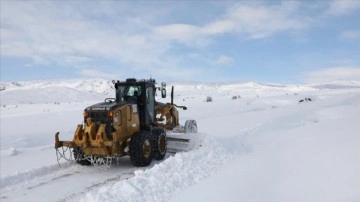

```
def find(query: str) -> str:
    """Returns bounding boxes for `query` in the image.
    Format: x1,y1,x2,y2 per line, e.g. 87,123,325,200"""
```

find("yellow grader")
55,78,198,167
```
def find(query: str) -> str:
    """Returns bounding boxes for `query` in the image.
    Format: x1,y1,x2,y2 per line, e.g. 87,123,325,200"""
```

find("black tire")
184,120,198,133
73,147,91,166
129,131,153,167
152,127,167,160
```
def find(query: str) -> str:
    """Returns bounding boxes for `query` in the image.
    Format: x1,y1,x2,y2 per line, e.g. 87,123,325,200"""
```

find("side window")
146,87,155,122
116,86,125,102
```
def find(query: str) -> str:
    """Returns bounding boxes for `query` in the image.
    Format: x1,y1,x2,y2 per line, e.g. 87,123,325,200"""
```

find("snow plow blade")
166,132,203,153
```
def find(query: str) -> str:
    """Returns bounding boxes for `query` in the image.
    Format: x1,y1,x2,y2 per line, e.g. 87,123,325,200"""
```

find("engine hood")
85,101,126,111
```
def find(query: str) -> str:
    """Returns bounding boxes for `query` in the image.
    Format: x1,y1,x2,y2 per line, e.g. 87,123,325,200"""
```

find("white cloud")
63,56,93,65
1,1,359,82
154,2,309,43
150,1,360,45
223,2,308,39
153,24,212,47
202,19,235,35
303,67,360,83
80,69,117,79
325,0,360,16
0,1,321,62
341,30,360,40
215,55,234,65
153,24,199,42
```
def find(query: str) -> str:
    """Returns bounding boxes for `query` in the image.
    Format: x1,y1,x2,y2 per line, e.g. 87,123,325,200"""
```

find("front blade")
166,132,202,153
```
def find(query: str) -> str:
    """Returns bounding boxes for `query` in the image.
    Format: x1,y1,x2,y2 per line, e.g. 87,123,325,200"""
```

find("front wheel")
129,131,153,167
184,120,198,133
152,127,167,160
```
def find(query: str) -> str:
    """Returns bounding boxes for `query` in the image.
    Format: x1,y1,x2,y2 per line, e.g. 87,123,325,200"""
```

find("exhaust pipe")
171,86,187,110
171,86,174,105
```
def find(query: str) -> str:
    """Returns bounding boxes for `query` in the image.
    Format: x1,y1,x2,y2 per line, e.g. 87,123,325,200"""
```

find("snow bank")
82,134,234,202
170,92,360,202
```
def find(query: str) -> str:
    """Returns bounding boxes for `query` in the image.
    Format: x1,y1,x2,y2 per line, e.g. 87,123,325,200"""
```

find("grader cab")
55,78,197,167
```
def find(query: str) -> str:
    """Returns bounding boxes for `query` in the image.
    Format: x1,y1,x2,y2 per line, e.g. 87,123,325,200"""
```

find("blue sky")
1,1,360,84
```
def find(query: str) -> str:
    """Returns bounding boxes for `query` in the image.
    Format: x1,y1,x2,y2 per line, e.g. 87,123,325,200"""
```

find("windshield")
116,85,141,102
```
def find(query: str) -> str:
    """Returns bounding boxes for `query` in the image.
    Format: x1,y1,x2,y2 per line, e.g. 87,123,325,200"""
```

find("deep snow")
1,79,359,202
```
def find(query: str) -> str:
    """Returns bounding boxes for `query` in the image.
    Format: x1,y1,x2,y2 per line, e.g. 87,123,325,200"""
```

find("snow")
1,79,360,201
171,95,360,202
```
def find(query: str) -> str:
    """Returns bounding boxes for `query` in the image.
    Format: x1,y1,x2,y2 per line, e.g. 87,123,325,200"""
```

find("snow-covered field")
1,79,359,202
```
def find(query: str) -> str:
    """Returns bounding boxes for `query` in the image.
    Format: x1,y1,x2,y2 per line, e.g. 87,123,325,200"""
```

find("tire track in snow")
27,172,77,190
57,172,134,202
0,160,139,202
0,161,73,189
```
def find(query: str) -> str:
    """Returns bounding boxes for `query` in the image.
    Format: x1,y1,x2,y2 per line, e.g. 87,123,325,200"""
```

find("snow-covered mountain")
0,79,113,105
309,80,360,89
2,78,359,105
0,79,113,93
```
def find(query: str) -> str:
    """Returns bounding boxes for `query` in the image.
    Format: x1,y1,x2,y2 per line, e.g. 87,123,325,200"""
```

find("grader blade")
167,137,191,153
166,132,202,153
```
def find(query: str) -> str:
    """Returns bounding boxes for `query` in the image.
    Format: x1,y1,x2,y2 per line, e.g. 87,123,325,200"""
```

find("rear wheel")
129,131,153,167
152,127,167,160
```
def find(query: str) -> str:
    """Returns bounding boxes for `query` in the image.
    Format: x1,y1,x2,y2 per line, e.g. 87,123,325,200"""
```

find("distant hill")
1,78,359,105
309,80,360,89
0,79,113,105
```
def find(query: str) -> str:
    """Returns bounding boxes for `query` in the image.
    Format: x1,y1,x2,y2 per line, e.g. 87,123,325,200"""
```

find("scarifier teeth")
55,146,74,167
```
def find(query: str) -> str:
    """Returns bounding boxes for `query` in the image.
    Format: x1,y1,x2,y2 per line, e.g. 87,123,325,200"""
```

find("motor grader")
55,78,198,167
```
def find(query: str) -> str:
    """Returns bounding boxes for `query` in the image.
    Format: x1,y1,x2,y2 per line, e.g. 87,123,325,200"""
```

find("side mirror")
161,82,166,98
